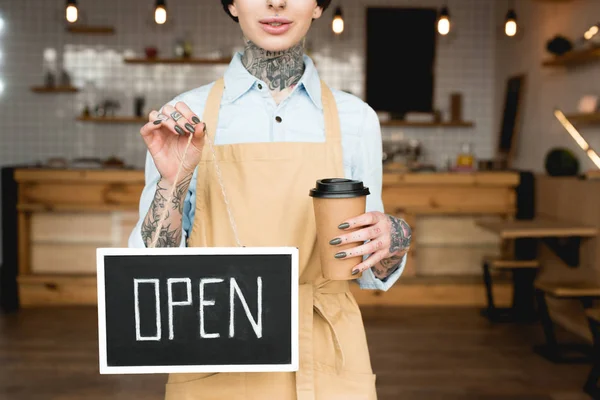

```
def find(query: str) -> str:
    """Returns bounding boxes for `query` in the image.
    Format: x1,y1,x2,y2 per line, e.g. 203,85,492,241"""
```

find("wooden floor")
0,306,594,400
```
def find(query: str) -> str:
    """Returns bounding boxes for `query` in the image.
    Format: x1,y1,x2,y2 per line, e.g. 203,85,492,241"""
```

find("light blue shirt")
128,53,406,291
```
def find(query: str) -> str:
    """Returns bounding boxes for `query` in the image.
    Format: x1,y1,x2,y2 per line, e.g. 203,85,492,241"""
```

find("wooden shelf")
76,116,146,124
564,112,600,125
542,46,600,67
380,120,474,128
66,25,115,35
31,86,79,93
123,57,231,65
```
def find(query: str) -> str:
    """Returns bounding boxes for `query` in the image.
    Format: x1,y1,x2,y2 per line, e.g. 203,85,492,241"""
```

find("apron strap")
320,81,342,144
202,78,225,146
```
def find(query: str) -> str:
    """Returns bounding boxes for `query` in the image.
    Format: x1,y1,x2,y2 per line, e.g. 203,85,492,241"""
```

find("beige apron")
164,78,377,400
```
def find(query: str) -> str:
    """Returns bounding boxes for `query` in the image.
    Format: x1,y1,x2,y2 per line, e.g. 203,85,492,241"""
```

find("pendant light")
66,0,78,23
155,0,167,25
437,6,450,36
332,7,344,35
504,9,517,37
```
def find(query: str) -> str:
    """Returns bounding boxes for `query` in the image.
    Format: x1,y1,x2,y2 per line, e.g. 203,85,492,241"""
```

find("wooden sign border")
96,246,299,374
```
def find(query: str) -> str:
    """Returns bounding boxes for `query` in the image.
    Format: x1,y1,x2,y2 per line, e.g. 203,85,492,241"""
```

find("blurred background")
1,0,600,399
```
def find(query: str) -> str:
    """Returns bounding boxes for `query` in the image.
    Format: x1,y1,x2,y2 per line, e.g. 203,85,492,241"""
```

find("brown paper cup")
313,197,367,280
309,179,370,281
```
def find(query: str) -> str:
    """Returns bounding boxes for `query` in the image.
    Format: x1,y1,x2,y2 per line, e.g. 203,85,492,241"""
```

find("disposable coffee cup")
309,178,370,280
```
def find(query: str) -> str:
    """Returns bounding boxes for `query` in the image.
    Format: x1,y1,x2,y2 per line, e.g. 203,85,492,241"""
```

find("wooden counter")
14,169,144,306
13,169,519,307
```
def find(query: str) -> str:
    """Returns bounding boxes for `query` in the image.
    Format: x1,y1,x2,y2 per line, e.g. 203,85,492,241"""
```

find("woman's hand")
140,102,206,186
328,212,412,279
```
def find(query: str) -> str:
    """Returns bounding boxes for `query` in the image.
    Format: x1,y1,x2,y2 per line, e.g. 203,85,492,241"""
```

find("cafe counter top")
11,168,519,307
14,167,519,185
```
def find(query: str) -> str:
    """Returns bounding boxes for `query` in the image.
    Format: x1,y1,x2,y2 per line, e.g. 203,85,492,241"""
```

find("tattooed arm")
330,212,411,280
141,174,192,248
372,215,412,280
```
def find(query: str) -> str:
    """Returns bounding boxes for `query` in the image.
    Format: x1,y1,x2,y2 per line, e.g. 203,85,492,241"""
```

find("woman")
129,0,411,398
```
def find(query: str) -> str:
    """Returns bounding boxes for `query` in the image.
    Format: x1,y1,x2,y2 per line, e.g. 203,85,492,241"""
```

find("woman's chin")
252,35,300,53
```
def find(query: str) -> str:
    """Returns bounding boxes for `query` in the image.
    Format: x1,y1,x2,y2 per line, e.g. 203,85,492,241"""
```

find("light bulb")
505,20,517,36
437,7,450,36
438,17,450,35
66,5,78,23
504,9,517,37
332,7,343,34
155,6,167,24
333,17,344,34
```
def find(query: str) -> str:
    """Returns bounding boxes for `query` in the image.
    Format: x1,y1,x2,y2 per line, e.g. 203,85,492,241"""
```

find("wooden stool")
481,256,540,322
584,309,600,398
534,281,600,363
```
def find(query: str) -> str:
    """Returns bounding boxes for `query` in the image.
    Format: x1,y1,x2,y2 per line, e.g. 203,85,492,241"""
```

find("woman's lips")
259,18,292,35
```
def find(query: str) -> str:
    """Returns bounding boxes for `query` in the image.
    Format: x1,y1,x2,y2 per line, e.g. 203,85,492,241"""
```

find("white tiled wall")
495,0,600,173
0,0,500,263
0,0,498,168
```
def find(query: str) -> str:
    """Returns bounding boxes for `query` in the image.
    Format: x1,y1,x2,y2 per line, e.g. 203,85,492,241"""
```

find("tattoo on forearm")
241,40,305,91
374,255,404,278
389,216,412,254
171,174,192,215
141,177,191,248
373,217,412,279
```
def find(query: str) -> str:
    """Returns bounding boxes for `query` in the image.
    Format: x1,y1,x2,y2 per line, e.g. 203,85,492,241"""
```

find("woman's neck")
241,40,305,92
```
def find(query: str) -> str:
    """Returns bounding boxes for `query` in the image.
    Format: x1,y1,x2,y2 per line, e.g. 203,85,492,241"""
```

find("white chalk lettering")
167,278,192,340
133,278,161,341
229,277,263,339
199,278,224,339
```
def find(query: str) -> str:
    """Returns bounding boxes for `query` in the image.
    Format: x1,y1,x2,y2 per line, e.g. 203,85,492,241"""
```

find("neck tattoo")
241,40,305,92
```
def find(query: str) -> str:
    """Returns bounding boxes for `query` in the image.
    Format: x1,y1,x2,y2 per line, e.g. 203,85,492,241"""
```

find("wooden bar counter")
12,169,519,307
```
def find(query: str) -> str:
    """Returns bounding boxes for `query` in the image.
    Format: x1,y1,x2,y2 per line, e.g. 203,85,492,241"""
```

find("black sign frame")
96,247,298,375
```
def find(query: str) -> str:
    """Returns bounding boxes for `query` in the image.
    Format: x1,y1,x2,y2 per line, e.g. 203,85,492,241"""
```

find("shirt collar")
223,52,323,110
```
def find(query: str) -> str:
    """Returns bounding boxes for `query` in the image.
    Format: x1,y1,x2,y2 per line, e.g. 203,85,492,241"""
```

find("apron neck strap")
201,78,342,144
202,78,225,144
320,81,342,143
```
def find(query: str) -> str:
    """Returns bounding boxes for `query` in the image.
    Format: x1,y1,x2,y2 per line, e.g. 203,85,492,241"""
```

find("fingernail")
329,238,342,245
192,116,201,124
334,252,346,259
351,269,360,276
185,123,195,133
153,120,162,125
338,223,350,230
174,125,185,135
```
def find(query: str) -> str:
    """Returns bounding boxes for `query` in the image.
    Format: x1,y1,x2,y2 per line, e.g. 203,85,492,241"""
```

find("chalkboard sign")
96,247,298,374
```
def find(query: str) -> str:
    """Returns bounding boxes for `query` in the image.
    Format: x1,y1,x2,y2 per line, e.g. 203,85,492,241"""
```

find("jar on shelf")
456,142,475,170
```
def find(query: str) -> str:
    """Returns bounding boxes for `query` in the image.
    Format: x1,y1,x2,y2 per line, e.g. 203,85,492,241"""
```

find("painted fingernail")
334,252,347,259
185,123,195,133
351,269,360,276
192,116,201,124
338,223,350,230
153,120,163,125
174,125,185,135
329,238,342,245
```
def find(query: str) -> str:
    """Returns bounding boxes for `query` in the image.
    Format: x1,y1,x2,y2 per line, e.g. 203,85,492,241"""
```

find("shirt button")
275,116,282,123
258,84,263,90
